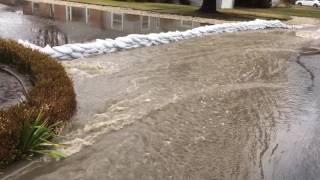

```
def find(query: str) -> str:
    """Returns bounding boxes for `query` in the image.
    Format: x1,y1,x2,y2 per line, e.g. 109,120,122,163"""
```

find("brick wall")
0,0,16,5
89,9,104,28
22,1,33,15
53,4,66,22
38,3,52,18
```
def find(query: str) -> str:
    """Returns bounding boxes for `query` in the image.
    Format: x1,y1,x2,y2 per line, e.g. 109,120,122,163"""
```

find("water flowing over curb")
18,19,288,60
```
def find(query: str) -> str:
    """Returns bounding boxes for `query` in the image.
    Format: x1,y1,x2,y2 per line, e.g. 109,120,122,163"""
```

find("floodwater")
0,66,27,110
0,1,207,47
2,28,320,180
264,52,320,180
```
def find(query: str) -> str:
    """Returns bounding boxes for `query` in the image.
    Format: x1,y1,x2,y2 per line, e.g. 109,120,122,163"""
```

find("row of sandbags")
18,19,288,60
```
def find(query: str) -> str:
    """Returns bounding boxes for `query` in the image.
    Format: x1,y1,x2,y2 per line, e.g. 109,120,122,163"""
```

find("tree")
200,0,216,13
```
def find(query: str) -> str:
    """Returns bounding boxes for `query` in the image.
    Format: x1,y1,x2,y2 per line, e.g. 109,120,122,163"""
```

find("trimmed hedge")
0,39,76,166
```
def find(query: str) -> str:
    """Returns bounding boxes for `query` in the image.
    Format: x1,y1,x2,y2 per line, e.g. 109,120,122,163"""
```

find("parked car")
295,0,320,7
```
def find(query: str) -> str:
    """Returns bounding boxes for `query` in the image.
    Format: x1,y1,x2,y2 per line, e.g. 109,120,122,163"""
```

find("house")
0,0,16,5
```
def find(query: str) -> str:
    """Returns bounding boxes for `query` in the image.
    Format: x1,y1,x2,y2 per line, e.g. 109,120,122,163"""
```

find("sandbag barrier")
18,19,289,60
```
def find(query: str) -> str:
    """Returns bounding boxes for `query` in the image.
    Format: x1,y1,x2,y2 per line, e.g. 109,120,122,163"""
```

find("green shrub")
0,39,76,167
19,111,65,159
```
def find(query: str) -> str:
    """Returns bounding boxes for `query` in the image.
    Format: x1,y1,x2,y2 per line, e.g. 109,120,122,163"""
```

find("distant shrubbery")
0,39,76,167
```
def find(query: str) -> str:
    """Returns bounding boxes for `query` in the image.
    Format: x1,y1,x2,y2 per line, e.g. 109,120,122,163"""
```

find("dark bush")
0,39,76,167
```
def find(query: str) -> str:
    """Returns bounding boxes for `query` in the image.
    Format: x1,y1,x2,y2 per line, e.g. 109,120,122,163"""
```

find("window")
49,4,54,18
32,3,40,13
66,6,72,21
155,18,160,29
111,13,123,30
141,16,150,30
33,3,40,9
181,20,193,28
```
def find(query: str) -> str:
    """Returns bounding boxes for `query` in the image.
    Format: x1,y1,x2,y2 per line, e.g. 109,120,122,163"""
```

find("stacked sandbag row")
18,19,288,60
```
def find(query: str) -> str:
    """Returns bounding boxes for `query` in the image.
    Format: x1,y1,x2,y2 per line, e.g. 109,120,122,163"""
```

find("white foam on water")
17,19,289,61
15,19,294,156
62,60,119,79
296,28,320,39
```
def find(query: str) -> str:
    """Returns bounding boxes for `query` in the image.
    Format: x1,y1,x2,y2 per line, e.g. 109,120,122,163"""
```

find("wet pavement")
264,53,320,180
2,28,320,180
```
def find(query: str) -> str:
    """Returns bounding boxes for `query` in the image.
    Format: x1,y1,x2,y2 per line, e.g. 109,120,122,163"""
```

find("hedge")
0,39,76,167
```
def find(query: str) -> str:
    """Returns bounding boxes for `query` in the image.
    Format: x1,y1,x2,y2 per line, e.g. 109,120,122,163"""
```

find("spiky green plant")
18,112,66,159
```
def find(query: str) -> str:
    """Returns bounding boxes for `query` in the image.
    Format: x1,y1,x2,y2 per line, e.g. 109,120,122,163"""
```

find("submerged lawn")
64,0,320,20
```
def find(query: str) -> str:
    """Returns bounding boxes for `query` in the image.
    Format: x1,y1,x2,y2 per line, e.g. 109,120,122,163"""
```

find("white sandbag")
53,46,73,54
103,39,116,48
17,19,289,60
40,45,56,55
85,48,100,54
103,48,116,53
18,39,41,50
96,39,115,48
115,37,135,45
51,51,65,58
67,44,85,53
59,55,72,60
70,52,83,59
93,41,106,50
114,40,129,49
77,43,96,50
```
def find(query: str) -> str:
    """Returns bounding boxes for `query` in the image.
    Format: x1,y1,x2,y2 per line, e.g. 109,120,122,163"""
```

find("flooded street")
263,53,320,180
3,28,320,180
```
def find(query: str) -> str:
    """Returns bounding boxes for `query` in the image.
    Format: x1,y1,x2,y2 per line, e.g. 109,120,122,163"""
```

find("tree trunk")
200,0,216,13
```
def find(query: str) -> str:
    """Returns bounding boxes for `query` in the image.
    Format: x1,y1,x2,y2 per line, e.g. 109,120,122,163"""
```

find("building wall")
124,14,141,33
71,7,86,22
89,9,104,28
0,0,16,5
53,4,66,22
38,3,52,18
23,1,33,15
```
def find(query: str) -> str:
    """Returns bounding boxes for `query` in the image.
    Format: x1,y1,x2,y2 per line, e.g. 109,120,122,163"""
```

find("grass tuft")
18,111,65,159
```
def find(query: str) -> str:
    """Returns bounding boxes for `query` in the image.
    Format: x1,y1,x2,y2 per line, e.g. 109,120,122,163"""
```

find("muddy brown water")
2,29,320,180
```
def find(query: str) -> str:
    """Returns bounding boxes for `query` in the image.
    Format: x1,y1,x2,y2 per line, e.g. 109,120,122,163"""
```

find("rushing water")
2,28,320,179
1,0,320,179
0,1,207,47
